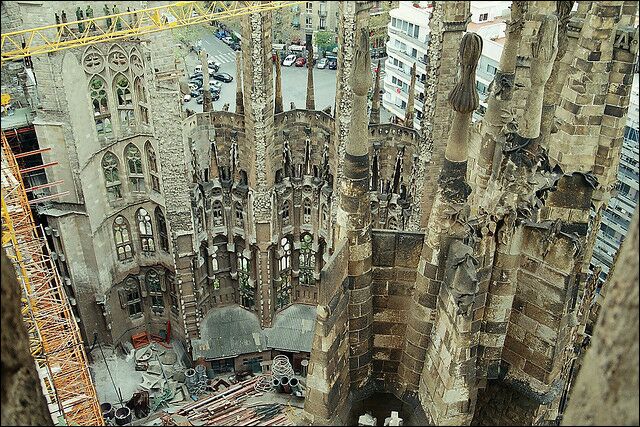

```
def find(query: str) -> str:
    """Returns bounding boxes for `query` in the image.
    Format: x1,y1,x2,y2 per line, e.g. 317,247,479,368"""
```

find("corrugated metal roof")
265,304,316,353
192,304,316,360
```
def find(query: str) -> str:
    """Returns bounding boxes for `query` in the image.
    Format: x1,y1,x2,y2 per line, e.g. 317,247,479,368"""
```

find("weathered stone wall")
471,380,539,426
304,241,351,424
562,209,639,425
371,231,423,393
1,250,53,426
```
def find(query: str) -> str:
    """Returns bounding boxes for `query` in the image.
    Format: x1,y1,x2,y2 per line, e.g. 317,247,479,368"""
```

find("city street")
182,30,391,122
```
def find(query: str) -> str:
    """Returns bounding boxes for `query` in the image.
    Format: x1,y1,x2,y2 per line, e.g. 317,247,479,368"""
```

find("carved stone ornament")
448,32,483,114
444,239,479,316
351,28,371,97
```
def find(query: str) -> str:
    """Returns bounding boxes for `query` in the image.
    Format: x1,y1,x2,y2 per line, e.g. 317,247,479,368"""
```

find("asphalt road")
182,30,391,123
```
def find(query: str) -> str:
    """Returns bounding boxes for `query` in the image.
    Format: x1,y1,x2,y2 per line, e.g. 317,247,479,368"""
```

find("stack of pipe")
175,377,293,425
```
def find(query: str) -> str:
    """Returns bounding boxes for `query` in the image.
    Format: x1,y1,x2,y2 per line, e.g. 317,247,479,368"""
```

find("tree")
314,31,336,57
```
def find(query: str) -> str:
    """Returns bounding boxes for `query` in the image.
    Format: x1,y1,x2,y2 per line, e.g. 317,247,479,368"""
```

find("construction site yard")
89,342,305,425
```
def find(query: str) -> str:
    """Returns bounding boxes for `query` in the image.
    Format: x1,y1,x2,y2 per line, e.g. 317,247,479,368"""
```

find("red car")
294,57,306,67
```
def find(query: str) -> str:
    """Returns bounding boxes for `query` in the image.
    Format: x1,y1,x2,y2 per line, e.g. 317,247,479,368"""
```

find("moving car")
327,57,337,70
183,94,191,103
282,54,297,67
316,58,328,69
212,72,233,83
294,57,306,67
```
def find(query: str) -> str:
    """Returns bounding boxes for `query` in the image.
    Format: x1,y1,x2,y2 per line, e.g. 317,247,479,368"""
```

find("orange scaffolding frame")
1,132,104,426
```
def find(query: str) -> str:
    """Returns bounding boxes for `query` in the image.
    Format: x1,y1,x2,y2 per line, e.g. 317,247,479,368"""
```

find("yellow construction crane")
1,1,302,425
1,1,303,63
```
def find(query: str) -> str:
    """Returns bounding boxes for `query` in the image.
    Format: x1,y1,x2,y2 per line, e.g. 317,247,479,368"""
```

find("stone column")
274,52,283,114
200,50,212,112
471,1,527,210
241,9,275,327
411,1,470,231
399,32,481,423
336,24,374,395
306,44,315,110
334,2,369,234
369,59,381,125
147,31,199,342
404,62,416,128
235,52,244,115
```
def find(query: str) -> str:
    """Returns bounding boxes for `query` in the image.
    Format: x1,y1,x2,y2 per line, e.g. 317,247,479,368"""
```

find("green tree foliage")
314,31,336,56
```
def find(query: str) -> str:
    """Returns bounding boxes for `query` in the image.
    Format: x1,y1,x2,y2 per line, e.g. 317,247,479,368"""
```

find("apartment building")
383,1,510,128
591,73,640,281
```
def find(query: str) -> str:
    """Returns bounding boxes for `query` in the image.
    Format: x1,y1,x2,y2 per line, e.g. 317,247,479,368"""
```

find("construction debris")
166,376,294,426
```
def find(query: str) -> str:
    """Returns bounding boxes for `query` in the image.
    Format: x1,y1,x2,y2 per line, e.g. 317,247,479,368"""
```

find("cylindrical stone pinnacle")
370,59,381,124
306,45,315,110
274,52,283,114
405,62,417,128
235,53,244,115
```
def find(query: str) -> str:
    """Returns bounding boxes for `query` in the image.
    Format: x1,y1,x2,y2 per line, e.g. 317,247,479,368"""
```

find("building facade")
590,72,639,281
383,1,511,127
2,1,639,426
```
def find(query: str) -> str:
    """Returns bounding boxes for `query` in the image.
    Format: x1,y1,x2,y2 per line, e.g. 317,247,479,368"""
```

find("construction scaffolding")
1,132,104,426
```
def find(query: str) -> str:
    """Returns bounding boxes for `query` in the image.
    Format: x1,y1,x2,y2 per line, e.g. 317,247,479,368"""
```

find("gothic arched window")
146,141,160,193
134,77,149,124
282,200,291,226
237,250,253,309
125,144,145,192
303,198,312,224
235,202,244,228
146,269,164,312
90,76,112,137
124,277,142,317
212,201,224,226
102,152,122,200
137,207,155,252
276,237,292,310
113,215,133,260
115,74,134,131
299,234,315,286
155,207,169,252
321,204,329,231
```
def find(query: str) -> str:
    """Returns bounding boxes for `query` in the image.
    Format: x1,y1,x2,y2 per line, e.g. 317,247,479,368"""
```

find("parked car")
316,58,328,69
194,65,202,73
196,95,203,104
183,94,191,103
282,54,297,67
207,59,220,72
222,36,234,45
190,90,200,97
327,57,337,70
230,42,241,51
189,78,203,88
212,72,233,83
294,57,306,67
211,81,223,90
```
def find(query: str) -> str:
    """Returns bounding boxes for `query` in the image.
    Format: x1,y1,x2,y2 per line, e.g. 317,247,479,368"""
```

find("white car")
211,81,222,90
316,58,328,69
282,54,297,67
183,94,192,103
194,65,202,73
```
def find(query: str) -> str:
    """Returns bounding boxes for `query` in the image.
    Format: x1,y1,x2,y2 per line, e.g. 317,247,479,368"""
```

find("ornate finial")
448,33,483,114
351,28,371,97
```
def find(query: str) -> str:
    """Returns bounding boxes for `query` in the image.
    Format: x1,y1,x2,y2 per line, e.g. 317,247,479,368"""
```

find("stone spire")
274,52,283,114
369,59,381,124
200,50,212,112
235,52,244,115
305,44,315,110
404,62,417,128
338,25,374,394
